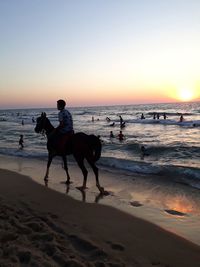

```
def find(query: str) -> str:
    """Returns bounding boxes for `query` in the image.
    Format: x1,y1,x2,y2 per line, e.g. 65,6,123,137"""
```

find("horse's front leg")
62,155,71,184
44,153,53,181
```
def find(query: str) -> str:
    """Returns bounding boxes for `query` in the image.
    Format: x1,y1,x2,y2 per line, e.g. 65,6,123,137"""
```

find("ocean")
0,101,199,189
1,101,200,245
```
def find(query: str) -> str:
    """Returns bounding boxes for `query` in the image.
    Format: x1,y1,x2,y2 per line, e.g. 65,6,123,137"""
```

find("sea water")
1,101,200,245
0,102,199,189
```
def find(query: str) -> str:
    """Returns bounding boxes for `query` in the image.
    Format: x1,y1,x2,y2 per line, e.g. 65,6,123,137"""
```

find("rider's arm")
56,110,66,131
56,120,64,130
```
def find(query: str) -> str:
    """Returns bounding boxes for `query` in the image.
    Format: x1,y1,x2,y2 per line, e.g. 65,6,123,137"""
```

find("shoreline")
1,167,200,266
0,154,200,247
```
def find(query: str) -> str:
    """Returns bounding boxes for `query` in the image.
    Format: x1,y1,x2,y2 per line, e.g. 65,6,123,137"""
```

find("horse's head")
35,112,47,133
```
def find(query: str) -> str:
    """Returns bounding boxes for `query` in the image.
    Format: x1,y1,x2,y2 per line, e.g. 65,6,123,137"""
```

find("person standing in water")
118,130,124,141
19,135,24,149
110,131,114,138
179,114,184,122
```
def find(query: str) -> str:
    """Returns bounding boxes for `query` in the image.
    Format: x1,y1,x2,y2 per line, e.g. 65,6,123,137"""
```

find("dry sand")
0,168,200,267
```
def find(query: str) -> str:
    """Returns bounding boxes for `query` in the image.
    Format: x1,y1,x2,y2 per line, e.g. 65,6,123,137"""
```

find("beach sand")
0,159,200,266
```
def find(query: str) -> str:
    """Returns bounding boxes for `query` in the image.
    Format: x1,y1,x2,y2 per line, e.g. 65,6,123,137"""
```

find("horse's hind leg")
62,155,71,184
87,157,104,194
44,154,53,180
74,154,88,189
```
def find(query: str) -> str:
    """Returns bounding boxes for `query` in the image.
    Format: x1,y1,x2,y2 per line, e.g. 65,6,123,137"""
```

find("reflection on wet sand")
164,195,196,215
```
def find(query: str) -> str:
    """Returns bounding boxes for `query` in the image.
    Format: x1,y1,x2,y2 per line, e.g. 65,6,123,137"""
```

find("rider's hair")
57,99,66,108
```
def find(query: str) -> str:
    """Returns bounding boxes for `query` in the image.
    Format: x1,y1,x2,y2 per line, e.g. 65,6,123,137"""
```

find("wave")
147,112,195,116
123,143,200,155
126,119,200,127
0,147,200,190
99,156,200,189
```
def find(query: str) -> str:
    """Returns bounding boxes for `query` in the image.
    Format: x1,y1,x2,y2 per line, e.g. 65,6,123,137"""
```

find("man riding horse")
35,101,104,193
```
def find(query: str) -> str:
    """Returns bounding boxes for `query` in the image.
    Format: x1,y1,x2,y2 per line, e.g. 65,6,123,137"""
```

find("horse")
34,112,104,193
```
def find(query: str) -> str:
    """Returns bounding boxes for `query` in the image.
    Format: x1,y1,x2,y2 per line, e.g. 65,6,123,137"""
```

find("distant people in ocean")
32,117,35,123
141,113,145,119
118,130,124,141
120,121,126,128
163,113,167,120
92,116,94,122
110,122,115,126
156,113,160,120
106,117,111,122
110,131,114,138
119,115,124,127
153,113,156,119
140,145,149,159
21,119,24,125
19,134,24,149
179,114,184,122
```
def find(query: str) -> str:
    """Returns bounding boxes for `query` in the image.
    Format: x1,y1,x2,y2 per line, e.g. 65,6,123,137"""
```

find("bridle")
36,113,48,136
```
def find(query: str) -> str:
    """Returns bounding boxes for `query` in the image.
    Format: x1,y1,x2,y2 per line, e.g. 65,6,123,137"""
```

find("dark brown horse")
35,112,104,193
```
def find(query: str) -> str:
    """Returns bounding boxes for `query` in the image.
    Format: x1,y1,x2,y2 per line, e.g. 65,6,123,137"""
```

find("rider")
56,99,73,135
50,99,74,150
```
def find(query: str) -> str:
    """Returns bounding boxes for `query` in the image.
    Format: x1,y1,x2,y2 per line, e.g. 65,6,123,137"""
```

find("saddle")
58,134,73,154
49,131,74,155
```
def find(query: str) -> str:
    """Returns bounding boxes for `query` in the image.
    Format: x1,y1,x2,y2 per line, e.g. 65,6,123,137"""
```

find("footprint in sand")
106,241,125,251
68,234,108,260
164,209,186,216
130,201,143,207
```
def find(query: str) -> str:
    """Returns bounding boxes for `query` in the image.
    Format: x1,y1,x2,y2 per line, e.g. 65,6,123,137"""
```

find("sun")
177,88,194,102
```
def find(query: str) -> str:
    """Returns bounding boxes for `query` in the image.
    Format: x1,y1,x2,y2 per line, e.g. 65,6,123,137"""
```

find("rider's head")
57,99,66,110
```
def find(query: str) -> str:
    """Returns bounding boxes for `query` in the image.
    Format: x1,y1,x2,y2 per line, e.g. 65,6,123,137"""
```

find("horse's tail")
88,134,102,161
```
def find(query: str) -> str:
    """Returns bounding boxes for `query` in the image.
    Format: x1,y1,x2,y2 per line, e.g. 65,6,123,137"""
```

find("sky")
0,0,200,108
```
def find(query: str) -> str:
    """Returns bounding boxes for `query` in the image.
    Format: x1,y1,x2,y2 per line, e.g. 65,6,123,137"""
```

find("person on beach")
19,134,24,149
50,99,74,149
118,130,124,141
141,113,145,119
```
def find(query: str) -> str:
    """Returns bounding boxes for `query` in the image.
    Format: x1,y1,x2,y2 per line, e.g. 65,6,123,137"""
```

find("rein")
38,116,55,138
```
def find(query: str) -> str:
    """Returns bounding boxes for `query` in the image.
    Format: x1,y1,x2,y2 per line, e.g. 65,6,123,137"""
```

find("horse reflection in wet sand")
35,112,104,193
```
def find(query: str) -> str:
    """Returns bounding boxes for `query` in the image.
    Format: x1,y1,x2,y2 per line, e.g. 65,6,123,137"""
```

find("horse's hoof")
76,186,87,191
102,190,110,196
97,186,104,194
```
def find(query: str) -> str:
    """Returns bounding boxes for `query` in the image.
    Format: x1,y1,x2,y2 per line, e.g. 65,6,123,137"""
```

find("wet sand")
0,155,200,246
0,156,200,266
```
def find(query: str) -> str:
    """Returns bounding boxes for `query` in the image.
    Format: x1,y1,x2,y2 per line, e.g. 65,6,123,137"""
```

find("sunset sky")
0,0,200,108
